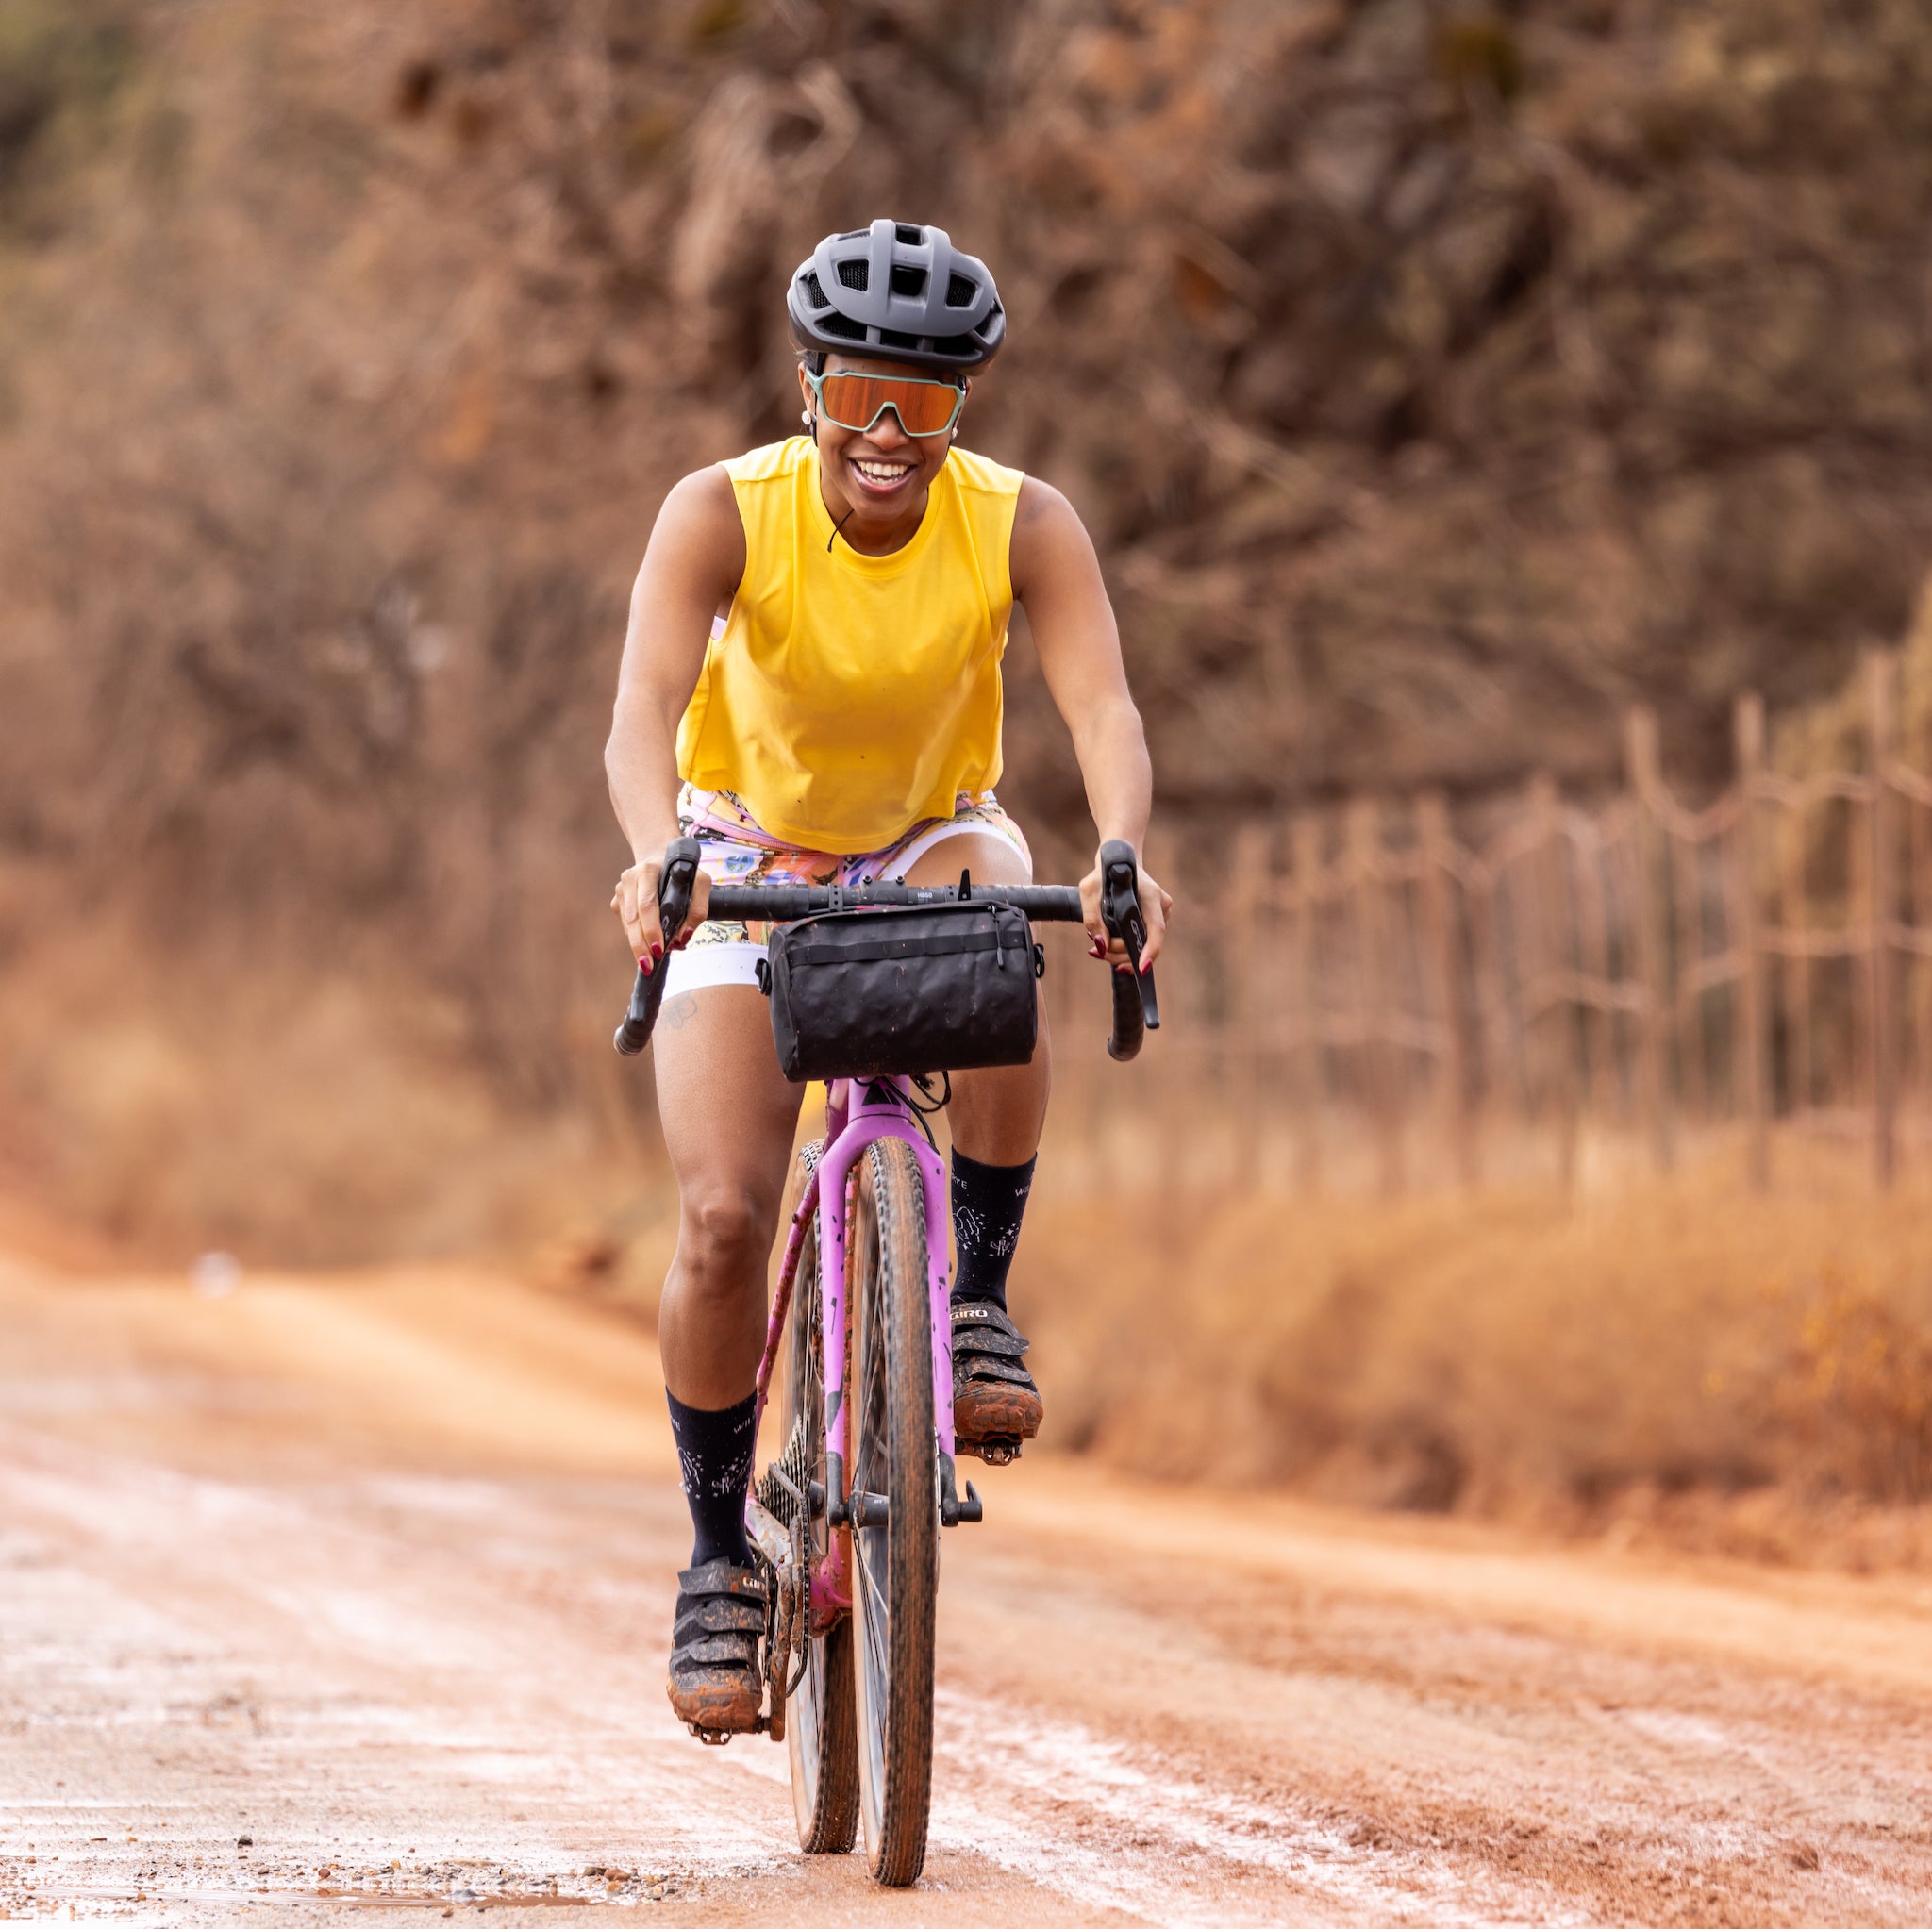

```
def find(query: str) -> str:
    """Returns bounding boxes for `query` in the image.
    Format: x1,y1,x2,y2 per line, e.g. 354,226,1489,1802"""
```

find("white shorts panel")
660,940,765,997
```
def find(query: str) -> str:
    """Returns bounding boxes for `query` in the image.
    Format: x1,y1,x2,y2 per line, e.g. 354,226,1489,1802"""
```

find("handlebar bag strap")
764,902,1039,1082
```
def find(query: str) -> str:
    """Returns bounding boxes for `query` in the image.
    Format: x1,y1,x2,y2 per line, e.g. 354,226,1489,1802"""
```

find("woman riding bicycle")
605,218,1169,1737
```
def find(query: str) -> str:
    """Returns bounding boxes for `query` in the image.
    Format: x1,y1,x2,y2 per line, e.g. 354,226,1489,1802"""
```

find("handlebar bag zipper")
762,901,1039,1083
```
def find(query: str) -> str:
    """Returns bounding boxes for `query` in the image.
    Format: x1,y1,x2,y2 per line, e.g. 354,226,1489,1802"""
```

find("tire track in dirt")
3,1260,1930,1924
0,1428,1575,1926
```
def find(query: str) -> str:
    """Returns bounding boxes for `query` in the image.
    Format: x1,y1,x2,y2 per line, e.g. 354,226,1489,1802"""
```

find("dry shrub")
0,874,666,1266
1779,1273,1932,1505
1011,1132,1932,1553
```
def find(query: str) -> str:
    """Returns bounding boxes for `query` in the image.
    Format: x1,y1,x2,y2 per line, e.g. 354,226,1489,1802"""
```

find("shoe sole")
666,1677,762,1734
956,1381,1042,1450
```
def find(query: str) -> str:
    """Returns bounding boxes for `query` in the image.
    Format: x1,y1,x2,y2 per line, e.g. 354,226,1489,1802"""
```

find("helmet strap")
799,353,825,444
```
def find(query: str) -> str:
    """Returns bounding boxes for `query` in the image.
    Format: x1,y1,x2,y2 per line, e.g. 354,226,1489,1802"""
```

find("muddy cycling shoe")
951,1301,1043,1465
666,1557,767,1741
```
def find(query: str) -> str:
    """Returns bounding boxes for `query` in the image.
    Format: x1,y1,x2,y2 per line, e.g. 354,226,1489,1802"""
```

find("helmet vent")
933,333,976,358
819,311,866,341
837,259,869,291
801,272,827,308
890,265,928,298
945,272,978,308
894,223,924,244
878,327,920,350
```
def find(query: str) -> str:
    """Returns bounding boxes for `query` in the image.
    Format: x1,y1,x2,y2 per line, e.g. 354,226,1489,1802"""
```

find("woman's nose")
866,407,912,448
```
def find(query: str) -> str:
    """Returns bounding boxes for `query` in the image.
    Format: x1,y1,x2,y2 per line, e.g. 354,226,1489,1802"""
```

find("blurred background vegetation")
3,0,1931,1540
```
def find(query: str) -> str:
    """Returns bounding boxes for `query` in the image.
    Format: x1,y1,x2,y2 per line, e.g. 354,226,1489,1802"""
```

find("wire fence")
1040,649,1926,1195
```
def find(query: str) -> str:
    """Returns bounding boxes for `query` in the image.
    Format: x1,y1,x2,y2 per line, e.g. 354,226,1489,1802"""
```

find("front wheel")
849,1135,940,1887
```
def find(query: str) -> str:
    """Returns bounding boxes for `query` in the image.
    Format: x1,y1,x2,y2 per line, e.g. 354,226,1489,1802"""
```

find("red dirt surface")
3,1250,1930,1925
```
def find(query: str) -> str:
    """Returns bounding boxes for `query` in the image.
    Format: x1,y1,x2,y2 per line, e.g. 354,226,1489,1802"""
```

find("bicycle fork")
812,1078,964,1614
746,1077,981,1633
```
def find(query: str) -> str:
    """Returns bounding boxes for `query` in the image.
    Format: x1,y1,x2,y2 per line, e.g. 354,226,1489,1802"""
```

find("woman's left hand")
1078,852,1171,972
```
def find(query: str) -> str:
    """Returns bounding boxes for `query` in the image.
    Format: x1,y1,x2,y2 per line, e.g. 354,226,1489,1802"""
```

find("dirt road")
3,1243,1929,1926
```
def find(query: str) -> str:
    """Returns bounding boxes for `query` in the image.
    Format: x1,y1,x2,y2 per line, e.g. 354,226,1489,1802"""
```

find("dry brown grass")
1008,1128,1932,1568
0,862,661,1266
536,1081,1932,1568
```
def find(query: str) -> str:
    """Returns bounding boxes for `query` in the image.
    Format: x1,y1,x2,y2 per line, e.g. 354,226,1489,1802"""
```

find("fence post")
1776,800,1812,1120
1624,708,1674,1171
1574,829,1615,1113
1227,821,1272,1189
1347,798,1403,1196
1868,650,1898,1190
1290,815,1325,1193
1465,862,1511,1130
1417,792,1475,1188
1530,774,1579,1191
1674,825,1708,1122
1734,693,1770,1190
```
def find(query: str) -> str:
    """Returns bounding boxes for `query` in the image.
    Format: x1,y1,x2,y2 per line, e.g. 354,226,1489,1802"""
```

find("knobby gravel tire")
849,1136,940,1887
782,1145,859,1855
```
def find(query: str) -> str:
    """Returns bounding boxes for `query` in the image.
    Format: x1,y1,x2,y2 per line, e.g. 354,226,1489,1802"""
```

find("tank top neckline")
799,439,947,579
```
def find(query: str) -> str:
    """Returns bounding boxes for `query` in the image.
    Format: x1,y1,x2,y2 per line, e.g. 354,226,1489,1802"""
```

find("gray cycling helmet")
787,218,1005,372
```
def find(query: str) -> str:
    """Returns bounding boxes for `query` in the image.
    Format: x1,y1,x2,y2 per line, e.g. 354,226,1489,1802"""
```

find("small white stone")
191,1252,242,1299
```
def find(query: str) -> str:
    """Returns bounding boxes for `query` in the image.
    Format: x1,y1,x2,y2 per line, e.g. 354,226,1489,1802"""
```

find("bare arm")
606,465,745,963
1008,476,1171,968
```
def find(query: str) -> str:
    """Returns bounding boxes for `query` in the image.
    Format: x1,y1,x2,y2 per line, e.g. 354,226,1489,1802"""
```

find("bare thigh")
652,986,805,1407
903,830,1053,1164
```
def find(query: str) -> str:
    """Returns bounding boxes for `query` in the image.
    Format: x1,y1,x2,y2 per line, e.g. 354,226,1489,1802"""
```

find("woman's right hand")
612,843,713,971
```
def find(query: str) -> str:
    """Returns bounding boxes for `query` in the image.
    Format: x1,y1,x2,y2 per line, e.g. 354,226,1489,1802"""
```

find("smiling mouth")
850,456,915,491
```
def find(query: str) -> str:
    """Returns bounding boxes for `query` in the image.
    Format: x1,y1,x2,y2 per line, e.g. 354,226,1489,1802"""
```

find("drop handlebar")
615,836,1159,1064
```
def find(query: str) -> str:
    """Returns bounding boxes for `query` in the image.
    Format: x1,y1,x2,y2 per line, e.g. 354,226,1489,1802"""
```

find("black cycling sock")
665,1389,757,1570
949,1149,1037,1316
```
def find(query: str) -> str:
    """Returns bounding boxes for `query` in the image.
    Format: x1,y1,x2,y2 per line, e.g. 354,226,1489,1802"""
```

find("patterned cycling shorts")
661,784,1033,996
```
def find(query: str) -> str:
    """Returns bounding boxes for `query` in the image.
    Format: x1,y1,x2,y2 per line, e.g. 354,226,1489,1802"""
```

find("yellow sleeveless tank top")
675,436,1024,853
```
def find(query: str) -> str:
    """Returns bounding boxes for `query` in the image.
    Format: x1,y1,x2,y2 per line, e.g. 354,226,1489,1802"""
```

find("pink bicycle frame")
747,1076,954,1624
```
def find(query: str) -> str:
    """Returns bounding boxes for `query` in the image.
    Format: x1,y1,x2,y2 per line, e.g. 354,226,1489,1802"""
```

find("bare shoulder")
640,463,745,599
1010,474,1098,600
1015,474,1075,528
659,463,741,537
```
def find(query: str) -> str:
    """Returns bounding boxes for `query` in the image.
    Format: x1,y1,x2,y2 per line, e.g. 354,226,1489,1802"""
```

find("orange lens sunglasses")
807,369,967,438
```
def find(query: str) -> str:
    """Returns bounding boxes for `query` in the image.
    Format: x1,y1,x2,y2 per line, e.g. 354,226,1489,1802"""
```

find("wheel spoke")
860,1540,888,1622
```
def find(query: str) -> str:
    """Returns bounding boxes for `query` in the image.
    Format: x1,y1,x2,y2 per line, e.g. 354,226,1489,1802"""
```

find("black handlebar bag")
760,902,1041,1082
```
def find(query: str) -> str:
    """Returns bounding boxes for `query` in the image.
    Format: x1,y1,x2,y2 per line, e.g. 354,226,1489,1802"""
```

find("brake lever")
613,836,703,1056
1098,838,1160,1032
658,835,701,955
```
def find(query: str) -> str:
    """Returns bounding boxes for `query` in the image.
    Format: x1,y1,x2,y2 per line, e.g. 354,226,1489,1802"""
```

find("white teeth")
855,460,910,482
